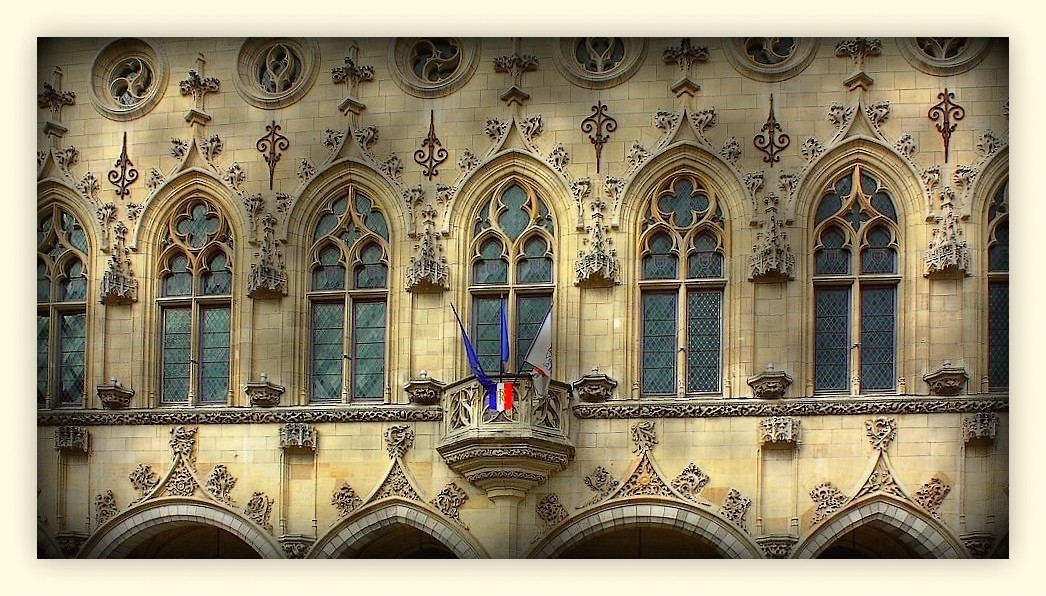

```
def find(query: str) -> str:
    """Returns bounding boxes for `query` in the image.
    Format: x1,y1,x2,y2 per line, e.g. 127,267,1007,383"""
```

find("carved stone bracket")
96,378,134,409
962,412,998,443
960,532,996,558
923,361,969,396
55,531,87,558
747,363,793,398
572,367,618,403
865,417,897,450
404,373,444,405
759,416,800,448
54,426,90,453
405,209,450,292
757,535,798,559
279,423,318,452
279,534,315,559
244,378,285,407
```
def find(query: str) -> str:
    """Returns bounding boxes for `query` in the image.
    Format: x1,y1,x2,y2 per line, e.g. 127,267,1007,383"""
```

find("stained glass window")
642,293,677,394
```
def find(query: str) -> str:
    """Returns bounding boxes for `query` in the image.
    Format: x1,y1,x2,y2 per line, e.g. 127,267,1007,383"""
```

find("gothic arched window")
986,181,1008,390
812,165,901,394
156,198,234,405
37,204,89,407
307,189,390,402
469,179,555,375
638,172,726,395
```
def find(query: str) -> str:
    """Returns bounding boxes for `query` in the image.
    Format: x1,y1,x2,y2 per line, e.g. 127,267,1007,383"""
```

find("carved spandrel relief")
331,483,362,518
536,493,569,528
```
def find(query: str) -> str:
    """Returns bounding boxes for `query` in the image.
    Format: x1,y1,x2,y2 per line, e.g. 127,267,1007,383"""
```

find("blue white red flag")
451,303,495,396
490,381,514,411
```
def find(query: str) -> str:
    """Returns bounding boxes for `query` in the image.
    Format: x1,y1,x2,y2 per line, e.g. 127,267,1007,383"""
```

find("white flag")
524,305,553,386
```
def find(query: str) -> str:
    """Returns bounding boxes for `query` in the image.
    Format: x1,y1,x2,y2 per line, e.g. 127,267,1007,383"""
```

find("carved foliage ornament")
384,425,414,459
719,489,752,531
536,493,569,528
759,416,800,446
913,477,951,517
244,491,274,532
372,461,421,502
865,417,897,450
205,464,237,504
809,482,848,524
580,466,619,508
54,426,90,453
331,483,362,517
670,463,710,501
430,482,469,527
618,456,674,499
128,463,159,503
95,490,118,527
963,412,998,443
630,420,657,454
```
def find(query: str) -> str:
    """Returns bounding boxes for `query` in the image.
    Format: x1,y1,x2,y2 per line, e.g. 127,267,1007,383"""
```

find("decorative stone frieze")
244,376,285,407
96,378,134,409
747,363,794,397
95,490,118,527
279,423,318,451
244,491,274,532
331,483,362,517
279,534,314,559
924,191,971,278
962,412,998,443
809,482,848,524
961,532,996,558
719,489,752,531
759,416,801,447
38,405,443,426
54,426,89,453
100,222,138,305
247,213,289,299
536,494,569,528
205,464,237,504
384,425,414,459
430,482,469,527
757,535,798,559
913,477,951,518
748,195,795,282
580,466,619,508
404,372,444,405
670,463,710,502
572,367,618,402
923,361,969,395
630,420,657,454
865,417,897,450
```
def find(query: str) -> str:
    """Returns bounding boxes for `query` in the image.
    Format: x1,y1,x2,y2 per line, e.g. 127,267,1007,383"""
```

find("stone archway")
526,498,764,559
77,497,284,559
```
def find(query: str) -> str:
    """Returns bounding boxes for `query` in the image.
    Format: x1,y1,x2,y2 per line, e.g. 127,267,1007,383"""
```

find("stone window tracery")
38,205,89,408
156,198,234,405
234,38,319,109
469,178,555,374
391,38,478,98
553,38,647,89
898,37,992,76
88,38,168,121
638,172,726,396
307,190,391,403
986,181,1008,390
812,165,901,394
722,37,818,82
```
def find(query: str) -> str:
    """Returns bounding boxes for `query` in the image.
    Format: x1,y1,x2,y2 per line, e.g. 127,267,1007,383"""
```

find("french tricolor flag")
490,381,514,412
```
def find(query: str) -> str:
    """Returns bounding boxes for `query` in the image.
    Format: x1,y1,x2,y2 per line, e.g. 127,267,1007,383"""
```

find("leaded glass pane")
656,178,709,228
687,233,722,278
473,297,501,375
199,306,230,403
364,208,389,242
870,189,898,223
58,312,86,405
815,227,850,275
37,260,50,303
352,301,386,399
473,239,508,285
518,236,553,284
860,227,896,274
312,247,345,291
497,184,530,241
988,282,1008,389
313,212,338,242
860,287,895,392
642,292,677,395
311,302,344,402
815,191,842,226
37,314,49,406
161,308,191,403
178,204,220,249
989,221,1008,272
61,211,89,254
59,259,87,301
38,214,53,246
163,254,193,297
575,37,625,72
686,291,721,393
814,288,850,392
642,233,678,280
354,244,388,289
201,252,231,295
517,295,551,372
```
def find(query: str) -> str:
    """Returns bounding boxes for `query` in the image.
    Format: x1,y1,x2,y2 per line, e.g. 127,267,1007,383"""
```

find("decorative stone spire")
405,204,449,292
100,221,138,305
575,195,620,287
247,213,288,298
748,193,795,281
924,187,971,277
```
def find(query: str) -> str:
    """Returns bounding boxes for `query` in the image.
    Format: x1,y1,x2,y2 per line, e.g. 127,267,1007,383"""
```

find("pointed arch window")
156,198,234,405
812,165,900,394
307,190,390,403
986,181,1008,390
38,205,89,408
638,173,726,395
469,179,555,374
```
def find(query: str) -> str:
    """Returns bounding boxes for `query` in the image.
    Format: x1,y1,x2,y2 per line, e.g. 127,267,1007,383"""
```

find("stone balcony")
436,374,575,499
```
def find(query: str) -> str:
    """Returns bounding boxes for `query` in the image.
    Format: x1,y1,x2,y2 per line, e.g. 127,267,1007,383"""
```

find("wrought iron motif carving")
54,426,89,453
572,367,618,402
247,214,288,299
928,89,965,162
963,412,998,443
923,362,969,395
581,100,617,173
205,464,237,504
760,416,801,447
809,482,848,524
719,489,752,531
536,494,569,528
256,120,289,190
414,110,448,180
107,132,138,198
101,222,138,305
279,423,318,451
754,94,789,167
671,463,710,501
865,417,897,450
244,491,274,532
331,483,362,517
630,420,657,454
430,482,469,527
384,425,414,459
580,466,619,508
95,490,118,527
748,195,796,282
128,463,159,503
914,477,950,517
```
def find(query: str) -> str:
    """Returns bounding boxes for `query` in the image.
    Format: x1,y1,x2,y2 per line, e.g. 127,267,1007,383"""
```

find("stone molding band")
38,406,442,427
572,396,1008,419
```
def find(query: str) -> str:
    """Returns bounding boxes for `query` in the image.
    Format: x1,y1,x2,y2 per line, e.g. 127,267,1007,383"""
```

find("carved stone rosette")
244,380,285,407
923,362,969,396
572,368,617,403
279,423,318,451
96,380,134,409
962,412,998,443
404,373,444,405
759,416,800,448
757,535,797,559
54,426,90,453
747,364,793,398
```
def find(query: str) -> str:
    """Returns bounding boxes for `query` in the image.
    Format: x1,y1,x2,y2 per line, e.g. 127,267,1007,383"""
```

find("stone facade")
36,37,1008,559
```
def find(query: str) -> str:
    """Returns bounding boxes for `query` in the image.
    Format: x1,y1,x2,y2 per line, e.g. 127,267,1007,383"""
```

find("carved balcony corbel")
404,371,444,406
747,363,792,398
244,374,285,407
923,361,969,396
756,534,798,559
96,378,134,409
572,367,618,403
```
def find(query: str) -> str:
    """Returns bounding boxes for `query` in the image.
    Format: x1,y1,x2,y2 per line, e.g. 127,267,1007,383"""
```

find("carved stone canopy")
97,379,134,409
759,416,800,448
572,367,618,403
747,363,792,398
923,361,968,396
963,412,998,444
404,371,444,406
54,426,90,453
244,377,285,407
